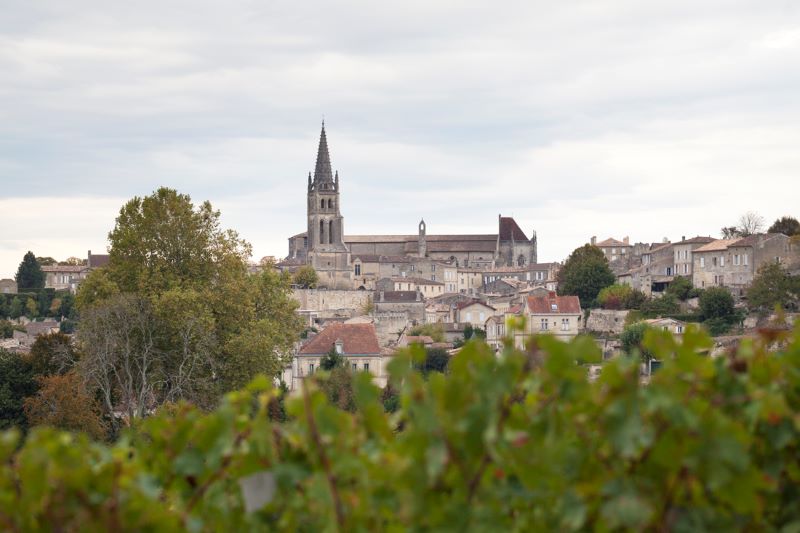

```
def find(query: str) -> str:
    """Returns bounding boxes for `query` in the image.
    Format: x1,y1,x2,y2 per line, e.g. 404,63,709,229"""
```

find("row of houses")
0,251,110,294
606,233,798,297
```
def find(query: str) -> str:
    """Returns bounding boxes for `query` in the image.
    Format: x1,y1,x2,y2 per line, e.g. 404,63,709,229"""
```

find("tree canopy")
746,263,800,313
15,251,44,290
74,188,303,425
557,244,616,308
768,216,800,236
292,265,319,289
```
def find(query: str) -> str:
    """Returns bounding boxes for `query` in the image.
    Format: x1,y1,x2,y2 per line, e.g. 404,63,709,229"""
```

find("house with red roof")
513,291,582,347
292,322,386,389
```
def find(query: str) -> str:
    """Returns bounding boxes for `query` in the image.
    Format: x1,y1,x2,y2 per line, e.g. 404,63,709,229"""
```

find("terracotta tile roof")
507,304,523,314
526,292,581,314
299,323,380,355
455,300,495,311
596,238,631,247
694,239,740,253
499,217,529,242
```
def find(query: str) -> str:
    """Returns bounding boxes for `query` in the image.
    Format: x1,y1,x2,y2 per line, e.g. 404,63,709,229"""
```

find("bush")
1,328,800,530
408,323,445,343
665,276,693,301
598,284,647,310
699,287,735,321
640,294,680,318
619,322,654,361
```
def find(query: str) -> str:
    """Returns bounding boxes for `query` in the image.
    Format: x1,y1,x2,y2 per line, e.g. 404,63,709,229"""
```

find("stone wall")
292,289,373,314
373,312,409,347
585,309,630,335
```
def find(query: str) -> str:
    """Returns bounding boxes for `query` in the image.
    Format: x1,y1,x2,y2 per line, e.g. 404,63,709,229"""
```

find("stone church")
287,124,538,289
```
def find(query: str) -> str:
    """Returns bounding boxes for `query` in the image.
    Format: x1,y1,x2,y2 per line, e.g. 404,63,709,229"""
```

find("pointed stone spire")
313,121,333,183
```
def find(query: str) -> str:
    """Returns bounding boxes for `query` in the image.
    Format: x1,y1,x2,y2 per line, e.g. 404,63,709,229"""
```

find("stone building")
692,233,798,295
0,279,17,294
671,236,715,279
514,292,582,347
292,323,385,389
590,236,633,274
286,124,539,288
374,290,425,324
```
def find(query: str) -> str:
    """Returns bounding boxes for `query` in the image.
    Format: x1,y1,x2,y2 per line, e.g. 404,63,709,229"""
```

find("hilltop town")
3,125,799,391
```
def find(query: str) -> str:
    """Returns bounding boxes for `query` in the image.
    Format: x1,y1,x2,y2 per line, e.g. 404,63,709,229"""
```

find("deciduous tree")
746,263,799,313
293,265,319,289
23,371,107,441
557,244,616,308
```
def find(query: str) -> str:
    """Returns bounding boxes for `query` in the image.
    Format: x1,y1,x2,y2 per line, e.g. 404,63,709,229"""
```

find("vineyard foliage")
1,324,800,531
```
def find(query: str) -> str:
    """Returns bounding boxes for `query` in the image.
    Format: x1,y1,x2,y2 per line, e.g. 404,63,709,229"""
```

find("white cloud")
0,0,799,275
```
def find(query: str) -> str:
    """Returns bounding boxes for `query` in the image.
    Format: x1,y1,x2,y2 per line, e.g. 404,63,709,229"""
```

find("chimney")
623,236,629,245
682,236,686,242
590,236,597,246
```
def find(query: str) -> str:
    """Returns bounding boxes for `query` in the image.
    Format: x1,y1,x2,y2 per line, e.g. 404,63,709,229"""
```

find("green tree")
640,294,680,318
29,332,77,377
75,268,121,311
408,323,446,343
107,187,251,294
699,286,735,321
619,322,654,361
0,349,37,431
293,265,319,289
319,346,344,371
15,251,45,290
24,298,38,318
557,244,616,308
768,216,800,236
746,263,799,313
416,347,450,375
597,284,646,310
665,276,693,301
8,297,23,319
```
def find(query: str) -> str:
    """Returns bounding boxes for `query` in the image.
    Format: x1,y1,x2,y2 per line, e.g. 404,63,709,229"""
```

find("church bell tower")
306,122,351,287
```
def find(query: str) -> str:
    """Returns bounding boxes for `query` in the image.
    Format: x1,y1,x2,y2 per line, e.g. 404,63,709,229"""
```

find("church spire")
313,121,333,183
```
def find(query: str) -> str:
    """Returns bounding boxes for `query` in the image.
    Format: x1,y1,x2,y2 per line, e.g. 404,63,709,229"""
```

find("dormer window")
334,340,343,354
551,303,558,311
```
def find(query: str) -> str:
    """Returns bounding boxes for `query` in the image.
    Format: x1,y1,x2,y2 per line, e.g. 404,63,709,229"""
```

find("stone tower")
418,219,427,257
306,123,351,288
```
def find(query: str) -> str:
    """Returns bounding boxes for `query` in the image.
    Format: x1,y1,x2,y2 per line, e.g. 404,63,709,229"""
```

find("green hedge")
1,324,799,530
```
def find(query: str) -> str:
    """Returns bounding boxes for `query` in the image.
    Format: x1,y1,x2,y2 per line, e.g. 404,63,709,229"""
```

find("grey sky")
1,1,799,277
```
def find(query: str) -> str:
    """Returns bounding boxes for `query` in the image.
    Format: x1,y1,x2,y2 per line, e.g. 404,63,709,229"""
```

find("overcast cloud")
1,0,799,276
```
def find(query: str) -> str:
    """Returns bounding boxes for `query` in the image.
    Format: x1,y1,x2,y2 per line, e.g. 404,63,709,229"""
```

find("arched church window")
329,220,334,243
328,199,333,209
320,220,325,244
517,255,526,267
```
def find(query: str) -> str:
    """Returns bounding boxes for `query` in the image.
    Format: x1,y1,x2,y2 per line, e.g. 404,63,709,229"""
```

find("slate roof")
377,291,420,303
526,292,581,314
677,236,715,245
88,253,110,268
728,233,784,248
499,217,529,242
299,323,380,355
